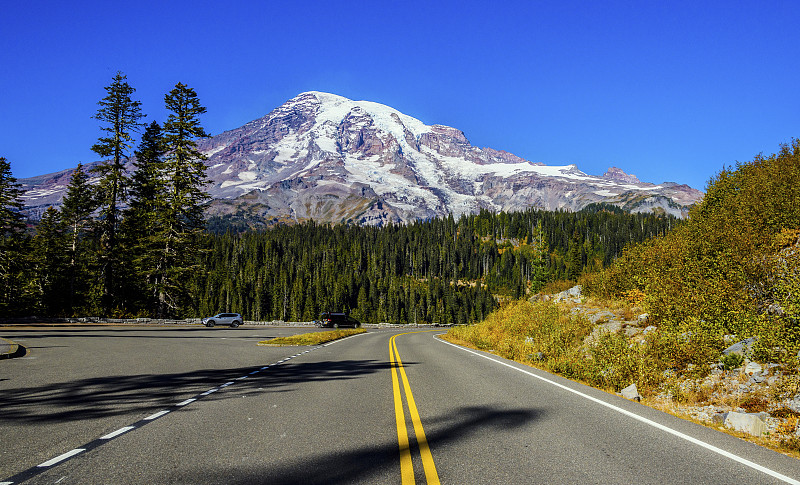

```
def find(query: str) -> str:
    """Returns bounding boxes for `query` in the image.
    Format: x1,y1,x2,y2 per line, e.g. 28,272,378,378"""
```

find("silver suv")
202,313,243,327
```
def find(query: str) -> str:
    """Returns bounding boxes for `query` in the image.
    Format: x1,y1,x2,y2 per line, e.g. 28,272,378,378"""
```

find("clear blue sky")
2,0,799,191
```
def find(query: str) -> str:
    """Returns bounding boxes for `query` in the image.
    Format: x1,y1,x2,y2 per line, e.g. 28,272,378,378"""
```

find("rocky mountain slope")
20,91,703,224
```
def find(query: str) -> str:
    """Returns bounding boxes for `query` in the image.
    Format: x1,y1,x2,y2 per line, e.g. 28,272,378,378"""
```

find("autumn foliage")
583,139,800,365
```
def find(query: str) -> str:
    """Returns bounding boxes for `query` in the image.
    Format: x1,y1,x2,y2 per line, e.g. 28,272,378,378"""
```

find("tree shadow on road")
0,359,395,424
170,405,542,484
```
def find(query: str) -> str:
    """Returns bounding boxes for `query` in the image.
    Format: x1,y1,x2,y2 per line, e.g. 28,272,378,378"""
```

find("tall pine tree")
122,121,166,313
61,163,98,313
155,83,210,317
91,72,144,314
32,207,69,315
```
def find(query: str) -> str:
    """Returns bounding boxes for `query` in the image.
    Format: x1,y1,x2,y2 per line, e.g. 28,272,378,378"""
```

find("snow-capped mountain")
20,91,703,224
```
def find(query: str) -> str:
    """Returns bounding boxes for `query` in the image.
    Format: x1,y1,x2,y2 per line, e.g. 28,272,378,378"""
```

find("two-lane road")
1,326,798,484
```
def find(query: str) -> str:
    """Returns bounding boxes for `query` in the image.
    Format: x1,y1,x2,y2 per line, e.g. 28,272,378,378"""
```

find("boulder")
584,319,624,345
744,362,763,376
722,337,758,357
621,383,641,402
722,411,767,437
553,285,583,303
589,310,616,324
787,395,800,413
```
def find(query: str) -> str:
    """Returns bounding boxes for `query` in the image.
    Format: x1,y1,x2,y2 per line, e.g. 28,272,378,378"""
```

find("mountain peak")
602,167,641,184
19,92,703,224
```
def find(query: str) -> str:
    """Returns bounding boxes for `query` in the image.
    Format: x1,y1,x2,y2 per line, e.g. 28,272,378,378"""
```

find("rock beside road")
719,411,768,437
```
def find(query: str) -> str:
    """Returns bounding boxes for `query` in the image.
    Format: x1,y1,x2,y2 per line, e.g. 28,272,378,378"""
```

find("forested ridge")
196,208,676,324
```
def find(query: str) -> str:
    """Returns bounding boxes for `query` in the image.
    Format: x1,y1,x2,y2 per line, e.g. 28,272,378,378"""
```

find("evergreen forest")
197,209,676,325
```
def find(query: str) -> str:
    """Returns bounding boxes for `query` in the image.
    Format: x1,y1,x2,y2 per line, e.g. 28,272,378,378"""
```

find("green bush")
720,352,744,371
582,140,800,362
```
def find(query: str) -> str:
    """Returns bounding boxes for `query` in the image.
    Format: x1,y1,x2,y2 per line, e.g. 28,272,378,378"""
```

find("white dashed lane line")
99,426,135,440
37,449,86,468
1,342,335,485
144,410,170,421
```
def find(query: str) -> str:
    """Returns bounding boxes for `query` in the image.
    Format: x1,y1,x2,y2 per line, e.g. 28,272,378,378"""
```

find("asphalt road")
1,326,799,484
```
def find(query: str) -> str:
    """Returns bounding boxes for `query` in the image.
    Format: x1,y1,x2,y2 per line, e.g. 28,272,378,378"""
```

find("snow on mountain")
19,91,704,224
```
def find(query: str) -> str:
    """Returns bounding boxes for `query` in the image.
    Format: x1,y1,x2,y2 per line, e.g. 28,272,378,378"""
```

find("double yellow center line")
390,331,440,485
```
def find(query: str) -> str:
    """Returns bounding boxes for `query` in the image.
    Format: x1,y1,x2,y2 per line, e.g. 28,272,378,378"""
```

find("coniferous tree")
91,72,144,314
32,207,69,315
61,163,98,313
155,83,210,317
0,157,24,234
565,231,583,281
122,121,165,313
0,157,27,314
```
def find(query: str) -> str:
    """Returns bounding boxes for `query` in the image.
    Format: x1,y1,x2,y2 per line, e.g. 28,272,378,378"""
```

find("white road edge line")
38,449,86,467
322,333,364,346
100,426,135,440
437,337,800,485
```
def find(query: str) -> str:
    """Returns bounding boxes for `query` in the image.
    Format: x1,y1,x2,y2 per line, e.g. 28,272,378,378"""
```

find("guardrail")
0,317,452,327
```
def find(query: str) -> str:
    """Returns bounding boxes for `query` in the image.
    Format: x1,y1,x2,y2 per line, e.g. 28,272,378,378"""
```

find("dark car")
316,312,361,328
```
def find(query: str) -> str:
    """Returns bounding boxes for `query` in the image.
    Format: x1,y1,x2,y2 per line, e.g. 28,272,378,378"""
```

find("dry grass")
258,328,366,346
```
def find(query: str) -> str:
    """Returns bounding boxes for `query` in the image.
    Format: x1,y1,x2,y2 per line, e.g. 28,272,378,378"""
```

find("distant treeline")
196,208,678,325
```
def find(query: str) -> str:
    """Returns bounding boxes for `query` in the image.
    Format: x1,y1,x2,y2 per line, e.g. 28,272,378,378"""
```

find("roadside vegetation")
445,296,655,392
447,140,800,455
258,328,366,346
